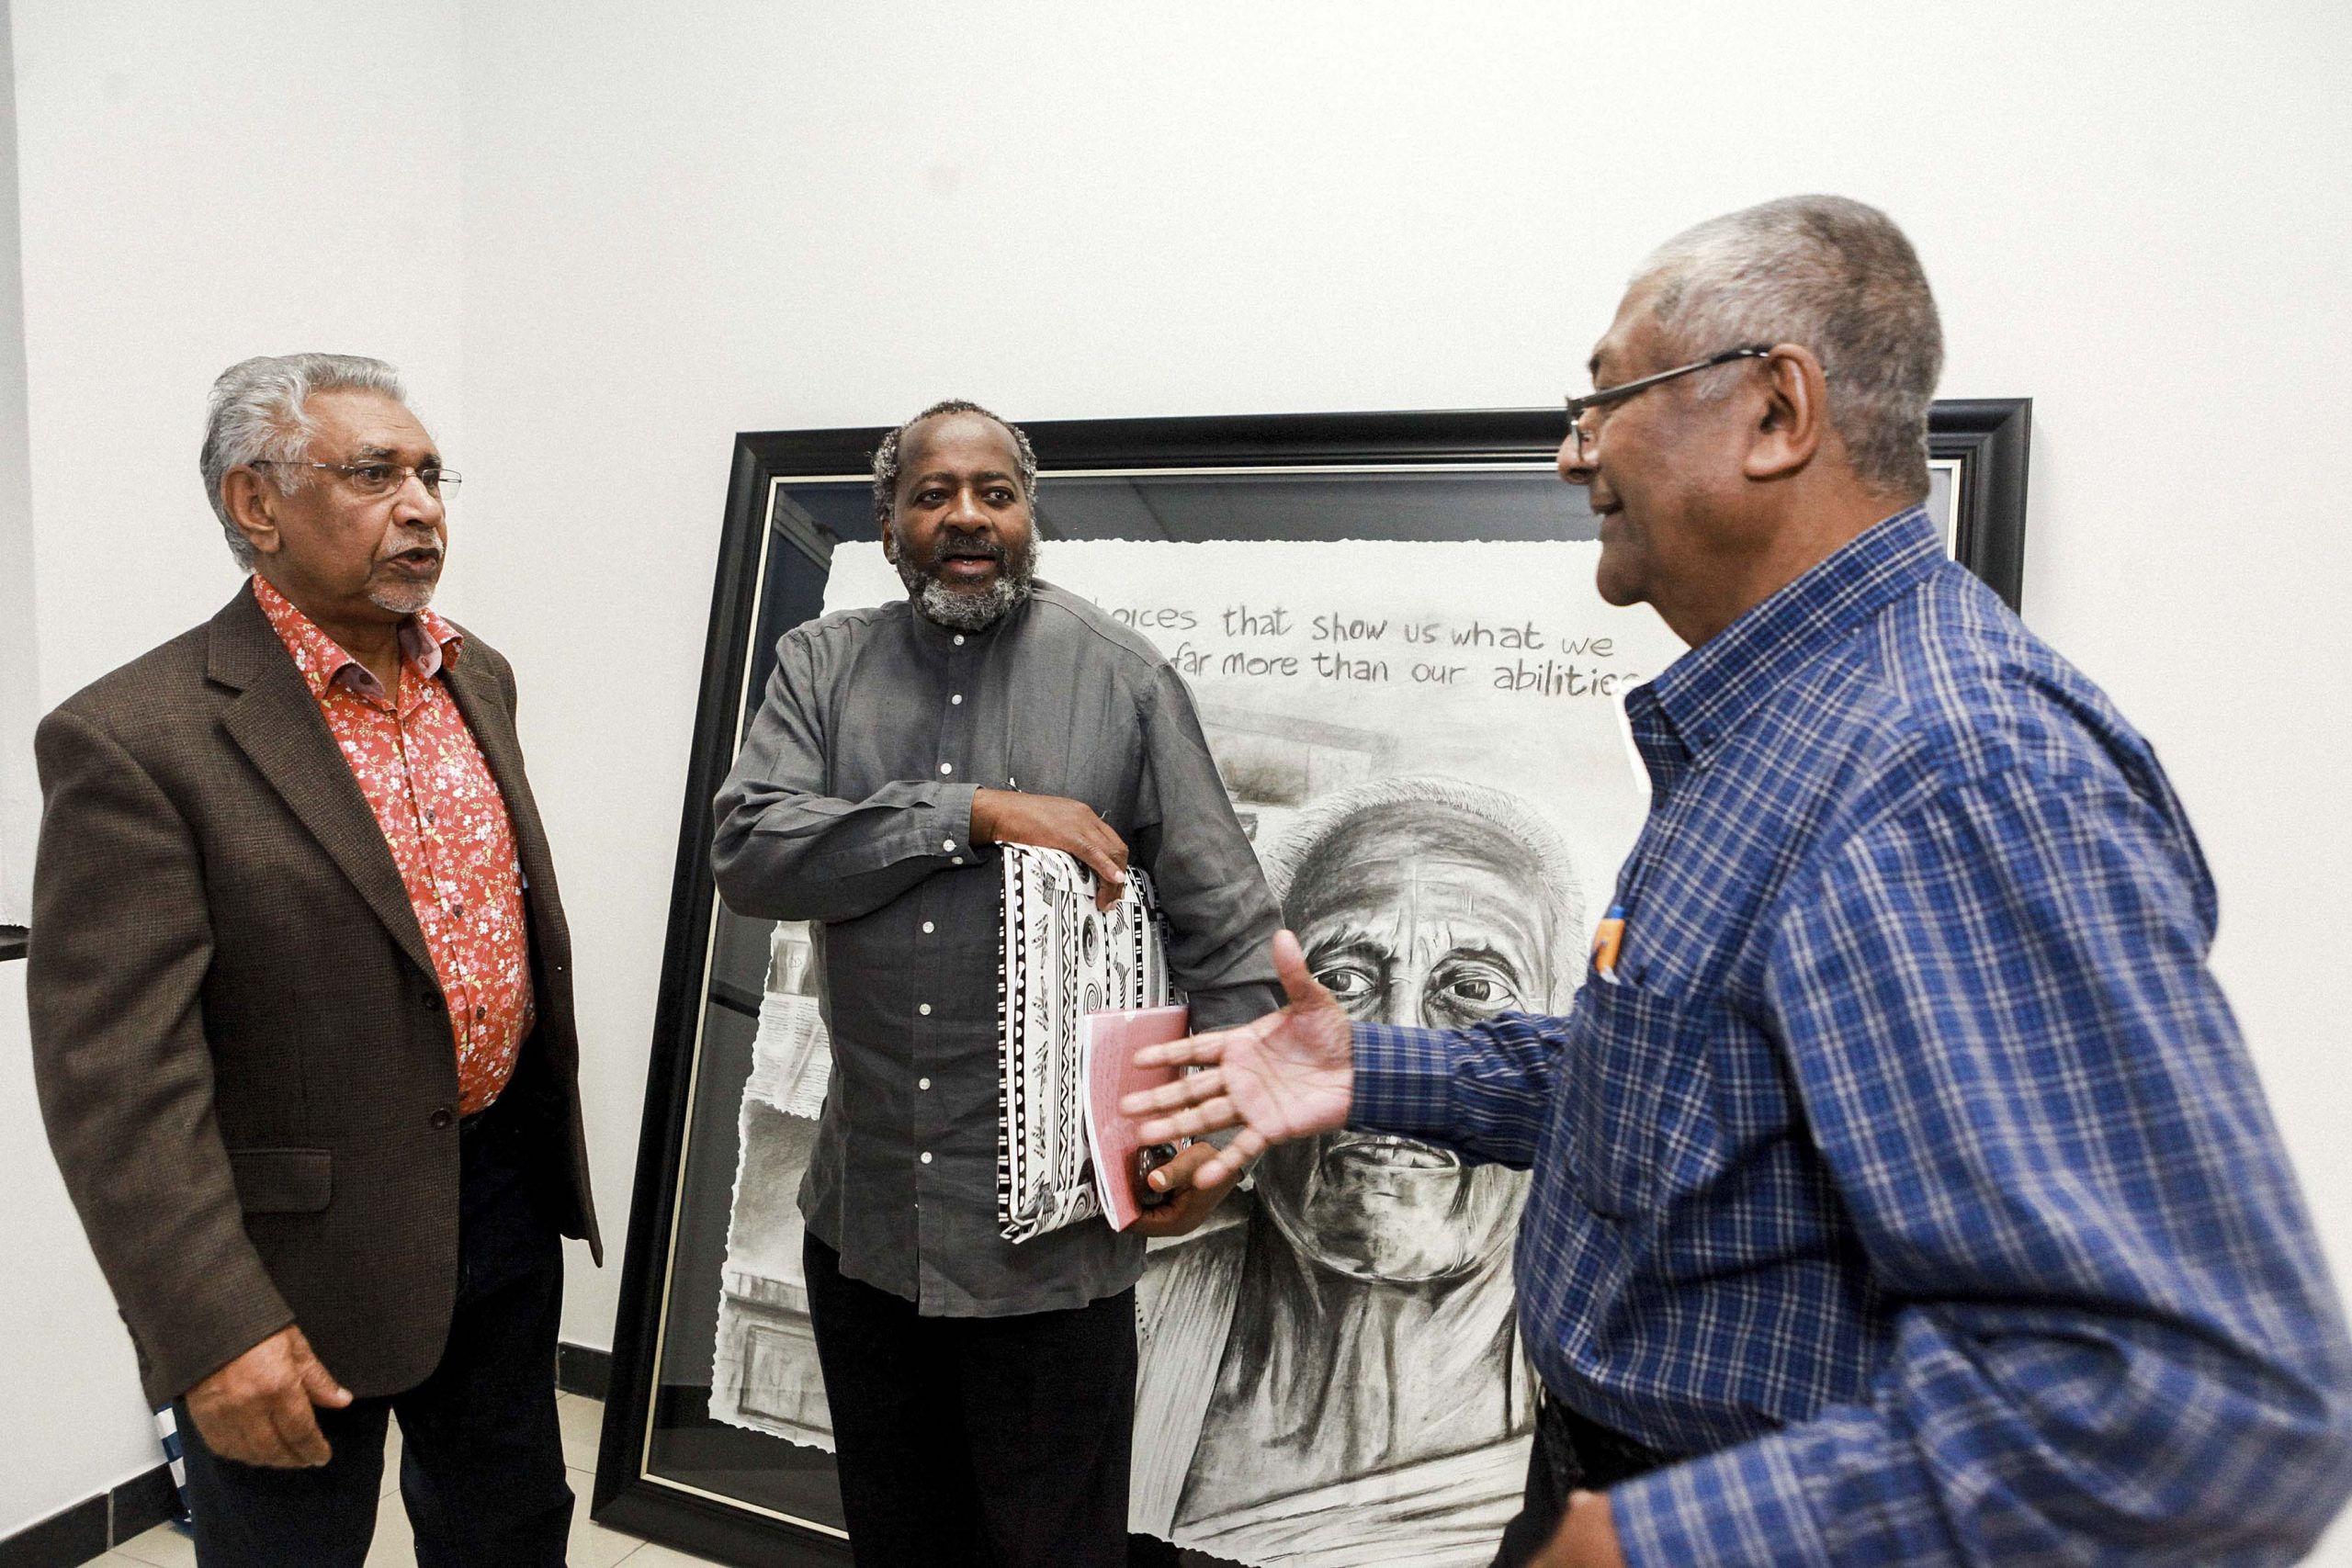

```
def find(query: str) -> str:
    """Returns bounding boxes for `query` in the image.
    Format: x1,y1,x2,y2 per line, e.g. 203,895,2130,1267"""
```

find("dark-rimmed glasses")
1564,344,1774,461
251,459,461,498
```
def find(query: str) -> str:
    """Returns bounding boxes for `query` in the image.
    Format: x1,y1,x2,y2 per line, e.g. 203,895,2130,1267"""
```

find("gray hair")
870,399,1039,525
1261,774,1585,942
1634,195,1943,499
200,354,408,569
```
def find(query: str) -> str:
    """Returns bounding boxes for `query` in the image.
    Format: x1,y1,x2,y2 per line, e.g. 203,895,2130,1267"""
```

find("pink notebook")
1081,1004,1193,1231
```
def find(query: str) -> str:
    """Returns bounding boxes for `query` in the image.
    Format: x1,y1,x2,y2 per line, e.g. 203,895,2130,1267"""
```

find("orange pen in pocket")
1592,903,1626,984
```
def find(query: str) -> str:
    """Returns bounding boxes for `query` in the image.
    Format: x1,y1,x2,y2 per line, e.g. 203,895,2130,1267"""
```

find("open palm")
1125,930,1356,1188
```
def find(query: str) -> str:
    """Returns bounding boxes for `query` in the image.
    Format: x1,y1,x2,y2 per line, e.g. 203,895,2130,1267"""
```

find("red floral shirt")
254,576,535,1115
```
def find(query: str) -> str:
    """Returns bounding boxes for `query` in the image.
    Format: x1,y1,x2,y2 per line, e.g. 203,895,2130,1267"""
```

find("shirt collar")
251,574,464,705
1627,505,1943,766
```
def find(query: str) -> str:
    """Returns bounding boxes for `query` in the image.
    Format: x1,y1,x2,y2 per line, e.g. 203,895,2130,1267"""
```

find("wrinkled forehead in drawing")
1261,775,1585,1021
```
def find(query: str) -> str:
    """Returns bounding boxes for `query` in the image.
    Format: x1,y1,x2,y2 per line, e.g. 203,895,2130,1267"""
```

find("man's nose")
392,481,446,530
1556,430,1597,488
944,486,989,528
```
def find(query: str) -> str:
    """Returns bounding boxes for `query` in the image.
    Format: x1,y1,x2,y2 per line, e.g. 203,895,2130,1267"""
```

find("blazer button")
429,1108,455,1129
423,993,444,1011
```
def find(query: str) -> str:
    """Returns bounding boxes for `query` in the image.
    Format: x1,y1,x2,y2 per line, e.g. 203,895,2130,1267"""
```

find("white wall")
0,0,38,926
2,0,464,1538
458,0,2352,1343
9,0,2351,1554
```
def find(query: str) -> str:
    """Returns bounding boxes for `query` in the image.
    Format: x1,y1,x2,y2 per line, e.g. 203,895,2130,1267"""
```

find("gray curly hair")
1261,774,1585,942
870,399,1039,525
1634,195,1943,500
199,354,408,569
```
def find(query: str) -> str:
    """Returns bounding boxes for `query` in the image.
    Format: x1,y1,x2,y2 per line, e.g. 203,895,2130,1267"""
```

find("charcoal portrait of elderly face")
1134,776,1583,1565
1258,796,1568,1283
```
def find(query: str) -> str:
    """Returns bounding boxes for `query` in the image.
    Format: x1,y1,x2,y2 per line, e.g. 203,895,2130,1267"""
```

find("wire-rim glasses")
1565,344,1774,461
251,459,461,499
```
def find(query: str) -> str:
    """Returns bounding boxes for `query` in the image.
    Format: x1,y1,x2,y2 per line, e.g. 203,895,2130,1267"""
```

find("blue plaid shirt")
1353,508,2352,1565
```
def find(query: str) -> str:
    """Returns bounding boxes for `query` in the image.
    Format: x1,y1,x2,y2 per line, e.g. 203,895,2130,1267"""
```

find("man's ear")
220,467,284,559
879,518,899,563
1744,345,1829,482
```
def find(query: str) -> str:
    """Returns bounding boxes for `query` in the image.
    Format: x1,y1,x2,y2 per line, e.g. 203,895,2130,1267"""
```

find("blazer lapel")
442,644,568,959
208,589,439,984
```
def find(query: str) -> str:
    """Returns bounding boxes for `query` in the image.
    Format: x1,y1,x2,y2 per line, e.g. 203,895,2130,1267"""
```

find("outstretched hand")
1120,931,1354,1187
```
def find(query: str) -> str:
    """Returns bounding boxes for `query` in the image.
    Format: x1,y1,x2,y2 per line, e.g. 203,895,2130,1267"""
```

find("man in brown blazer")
27,353,598,1565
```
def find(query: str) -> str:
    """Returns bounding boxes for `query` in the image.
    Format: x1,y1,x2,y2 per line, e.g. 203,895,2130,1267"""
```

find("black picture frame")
594,400,2030,1564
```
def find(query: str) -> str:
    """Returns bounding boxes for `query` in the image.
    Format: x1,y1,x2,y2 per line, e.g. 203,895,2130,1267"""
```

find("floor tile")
109,1523,195,1568
621,1541,735,1566
557,1393,605,1472
361,1488,414,1567
382,1416,404,1498
567,1467,648,1567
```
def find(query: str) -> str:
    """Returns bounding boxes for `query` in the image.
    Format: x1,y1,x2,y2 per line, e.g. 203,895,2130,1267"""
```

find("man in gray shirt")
712,399,1282,1567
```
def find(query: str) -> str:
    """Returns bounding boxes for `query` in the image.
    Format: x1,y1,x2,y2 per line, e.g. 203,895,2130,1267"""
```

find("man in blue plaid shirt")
1128,196,2352,1567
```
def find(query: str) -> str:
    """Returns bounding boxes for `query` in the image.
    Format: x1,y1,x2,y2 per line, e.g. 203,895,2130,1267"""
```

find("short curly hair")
870,399,1039,525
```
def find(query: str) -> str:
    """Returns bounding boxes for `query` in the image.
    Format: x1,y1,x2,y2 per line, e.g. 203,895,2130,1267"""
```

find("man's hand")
971,788,1128,910
1128,1140,1248,1238
1531,1491,1626,1568
1121,931,1355,1187
183,1325,353,1468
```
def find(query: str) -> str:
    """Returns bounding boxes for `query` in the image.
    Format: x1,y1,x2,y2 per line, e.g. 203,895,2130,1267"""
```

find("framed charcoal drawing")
595,398,2031,1567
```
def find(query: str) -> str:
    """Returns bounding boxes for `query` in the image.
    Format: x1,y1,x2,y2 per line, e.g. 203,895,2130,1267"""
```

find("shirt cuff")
933,783,986,863
1612,1429,1835,1568
1349,1021,1464,1144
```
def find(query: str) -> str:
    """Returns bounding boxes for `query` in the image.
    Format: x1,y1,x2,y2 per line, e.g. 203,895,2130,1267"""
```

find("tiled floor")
82,1395,721,1568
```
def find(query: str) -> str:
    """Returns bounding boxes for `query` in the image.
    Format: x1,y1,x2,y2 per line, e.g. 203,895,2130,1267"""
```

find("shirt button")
953,635,965,646
942,838,956,852
922,920,934,933
921,1151,933,1165
951,694,963,705
918,1003,932,1016
950,856,963,866
919,1077,932,1090
939,762,954,774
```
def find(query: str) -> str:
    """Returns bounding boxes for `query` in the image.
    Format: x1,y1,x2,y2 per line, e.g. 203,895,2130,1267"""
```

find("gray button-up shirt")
712,581,1282,1315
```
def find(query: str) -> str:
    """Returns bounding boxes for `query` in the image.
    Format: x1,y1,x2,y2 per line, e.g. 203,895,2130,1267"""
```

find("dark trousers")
804,1233,1138,1568
1492,1392,1673,1568
176,1097,571,1567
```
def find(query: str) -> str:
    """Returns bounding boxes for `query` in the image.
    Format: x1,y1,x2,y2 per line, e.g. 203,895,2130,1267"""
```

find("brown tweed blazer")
27,586,600,1407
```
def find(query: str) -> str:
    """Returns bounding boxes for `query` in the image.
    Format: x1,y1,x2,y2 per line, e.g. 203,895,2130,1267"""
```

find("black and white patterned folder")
998,845,1179,1242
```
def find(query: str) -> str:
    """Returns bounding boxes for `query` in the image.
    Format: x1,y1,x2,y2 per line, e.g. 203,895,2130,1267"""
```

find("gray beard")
896,536,1039,632
367,580,436,616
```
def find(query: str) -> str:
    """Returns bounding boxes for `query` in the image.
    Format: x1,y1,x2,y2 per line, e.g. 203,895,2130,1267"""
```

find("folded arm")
711,630,983,922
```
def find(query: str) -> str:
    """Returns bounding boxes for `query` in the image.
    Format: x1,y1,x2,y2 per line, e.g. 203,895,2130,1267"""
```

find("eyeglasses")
251,459,461,498
1564,344,1774,461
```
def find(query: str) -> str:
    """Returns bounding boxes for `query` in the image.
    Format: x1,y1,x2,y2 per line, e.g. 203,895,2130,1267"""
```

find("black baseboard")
558,1339,613,1402
0,1462,179,1568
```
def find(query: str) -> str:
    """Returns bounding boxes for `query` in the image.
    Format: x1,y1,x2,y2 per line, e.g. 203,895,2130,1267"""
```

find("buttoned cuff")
1349,1021,1464,1143
933,783,988,864
1612,1429,1834,1568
